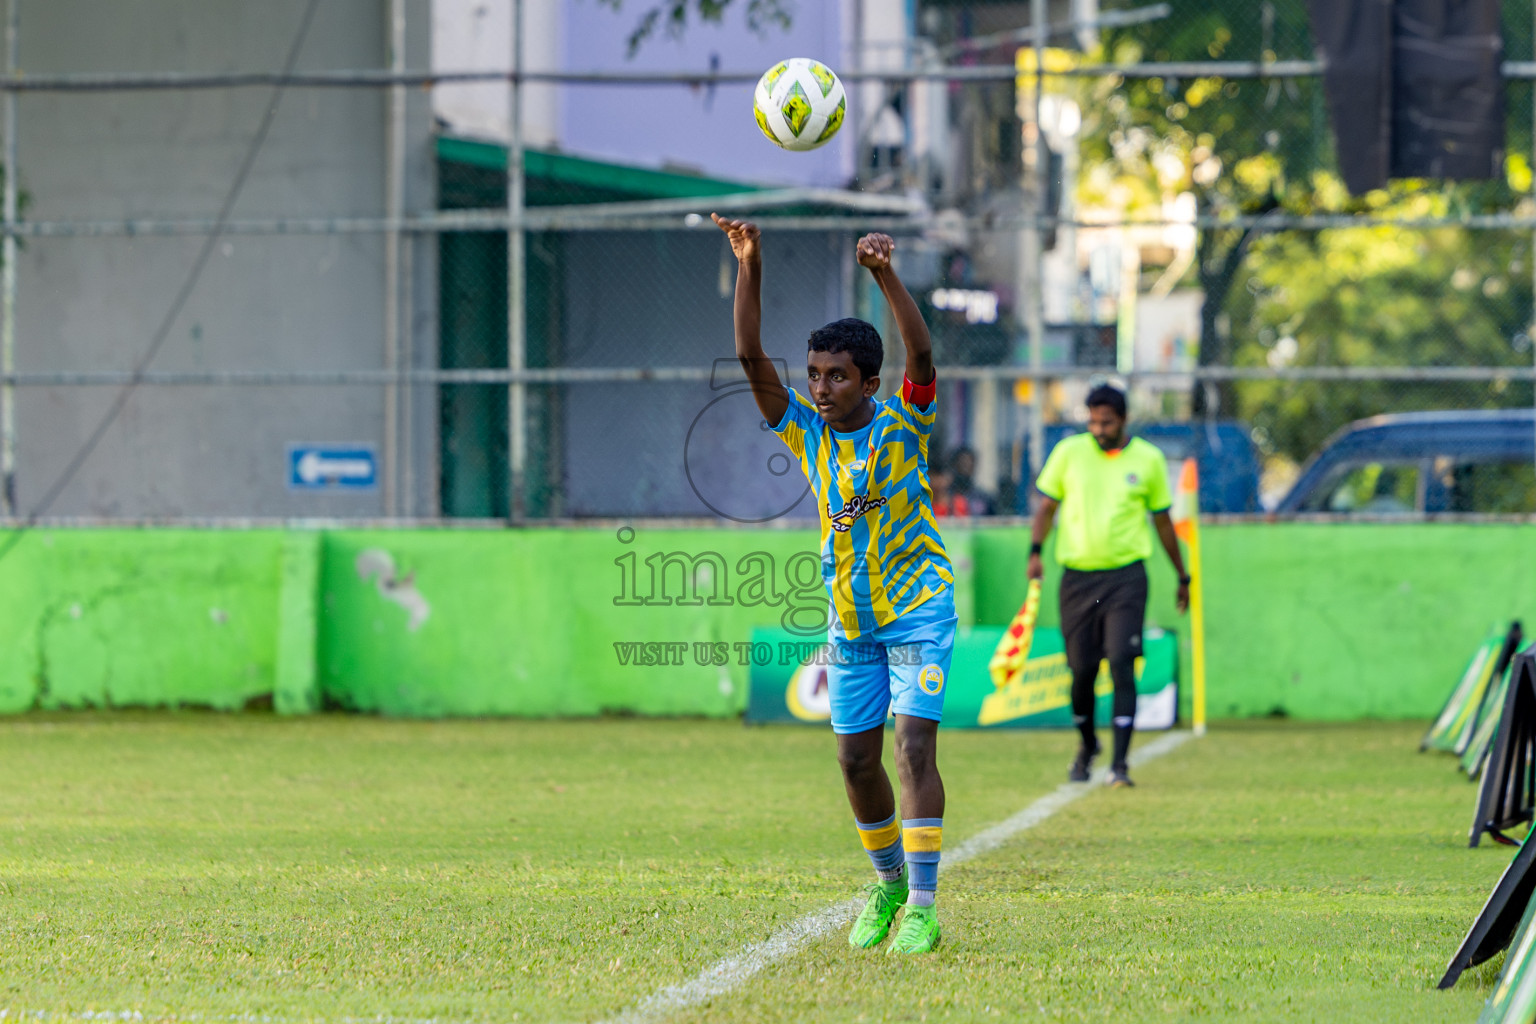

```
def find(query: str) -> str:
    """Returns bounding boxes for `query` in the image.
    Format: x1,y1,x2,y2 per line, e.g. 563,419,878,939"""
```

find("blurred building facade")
429,0,915,519
9,1,1210,520
14,0,435,519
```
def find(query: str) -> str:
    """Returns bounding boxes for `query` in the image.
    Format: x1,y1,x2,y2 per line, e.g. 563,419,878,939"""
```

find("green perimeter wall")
0,524,1531,720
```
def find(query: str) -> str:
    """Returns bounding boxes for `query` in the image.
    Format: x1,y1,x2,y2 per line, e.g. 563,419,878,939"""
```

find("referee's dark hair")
1085,383,1127,418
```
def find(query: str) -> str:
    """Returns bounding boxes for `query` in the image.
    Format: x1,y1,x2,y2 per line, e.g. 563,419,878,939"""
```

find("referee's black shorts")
1058,560,1148,676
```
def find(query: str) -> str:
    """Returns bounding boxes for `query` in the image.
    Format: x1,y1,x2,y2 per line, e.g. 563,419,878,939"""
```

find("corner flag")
989,577,1043,690
1171,457,1207,735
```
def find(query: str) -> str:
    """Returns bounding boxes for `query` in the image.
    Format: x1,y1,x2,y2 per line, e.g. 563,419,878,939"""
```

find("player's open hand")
712,213,761,264
856,233,894,270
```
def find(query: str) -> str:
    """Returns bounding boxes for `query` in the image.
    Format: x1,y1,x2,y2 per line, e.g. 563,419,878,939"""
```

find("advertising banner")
746,625,1178,729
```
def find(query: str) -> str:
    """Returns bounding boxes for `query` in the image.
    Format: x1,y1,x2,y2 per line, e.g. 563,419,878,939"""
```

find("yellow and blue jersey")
771,381,953,639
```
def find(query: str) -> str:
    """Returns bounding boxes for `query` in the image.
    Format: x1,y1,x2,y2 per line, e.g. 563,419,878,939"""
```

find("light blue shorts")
826,591,957,735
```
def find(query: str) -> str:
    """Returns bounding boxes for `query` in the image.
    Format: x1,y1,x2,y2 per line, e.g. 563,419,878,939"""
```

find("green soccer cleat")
849,881,906,949
887,901,942,954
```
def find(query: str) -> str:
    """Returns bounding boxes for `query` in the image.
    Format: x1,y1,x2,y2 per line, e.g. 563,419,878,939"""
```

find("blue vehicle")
1276,410,1536,515
1020,420,1262,514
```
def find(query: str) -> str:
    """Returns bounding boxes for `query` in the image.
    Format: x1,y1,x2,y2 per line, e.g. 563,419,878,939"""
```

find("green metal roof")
436,135,760,203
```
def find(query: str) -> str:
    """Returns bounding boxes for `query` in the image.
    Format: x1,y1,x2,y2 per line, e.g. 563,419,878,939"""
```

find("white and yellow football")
752,57,847,152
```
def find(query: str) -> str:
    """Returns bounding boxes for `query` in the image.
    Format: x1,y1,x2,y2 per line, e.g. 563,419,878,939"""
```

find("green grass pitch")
0,714,1513,1022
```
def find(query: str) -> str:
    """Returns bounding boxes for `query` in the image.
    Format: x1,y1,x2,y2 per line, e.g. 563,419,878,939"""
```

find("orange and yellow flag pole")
1173,458,1208,736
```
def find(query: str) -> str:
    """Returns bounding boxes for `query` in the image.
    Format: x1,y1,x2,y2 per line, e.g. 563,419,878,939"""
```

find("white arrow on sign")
297,451,373,485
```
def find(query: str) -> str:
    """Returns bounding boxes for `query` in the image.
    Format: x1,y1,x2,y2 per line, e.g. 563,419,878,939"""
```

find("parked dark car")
1276,409,1536,515
1020,420,1262,514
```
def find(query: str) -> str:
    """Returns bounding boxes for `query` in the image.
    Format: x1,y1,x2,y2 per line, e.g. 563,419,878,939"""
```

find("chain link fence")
5,0,1536,522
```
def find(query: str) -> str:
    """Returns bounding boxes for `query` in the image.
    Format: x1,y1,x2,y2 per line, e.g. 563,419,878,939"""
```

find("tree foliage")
1084,2,1340,387
1083,1,1535,459
1228,199,1533,461
597,0,791,56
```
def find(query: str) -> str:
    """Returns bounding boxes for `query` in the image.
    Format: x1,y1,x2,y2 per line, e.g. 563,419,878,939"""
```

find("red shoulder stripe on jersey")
902,374,937,405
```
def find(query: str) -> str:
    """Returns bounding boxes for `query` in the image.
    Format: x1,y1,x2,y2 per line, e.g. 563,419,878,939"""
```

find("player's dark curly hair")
1086,383,1127,418
808,318,883,382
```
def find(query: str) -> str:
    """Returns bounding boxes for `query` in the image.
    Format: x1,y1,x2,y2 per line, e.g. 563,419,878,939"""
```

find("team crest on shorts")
918,663,945,695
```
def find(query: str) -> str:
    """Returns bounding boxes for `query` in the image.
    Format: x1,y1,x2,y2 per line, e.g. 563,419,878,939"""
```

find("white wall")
854,0,910,157
433,0,859,188
432,0,560,148
560,0,852,187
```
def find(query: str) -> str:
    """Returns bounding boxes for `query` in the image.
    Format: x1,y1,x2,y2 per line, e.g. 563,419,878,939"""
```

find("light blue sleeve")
771,387,818,434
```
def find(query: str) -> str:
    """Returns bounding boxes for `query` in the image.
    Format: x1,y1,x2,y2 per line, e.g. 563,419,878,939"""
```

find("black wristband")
1179,574,1192,585
1030,542,1043,555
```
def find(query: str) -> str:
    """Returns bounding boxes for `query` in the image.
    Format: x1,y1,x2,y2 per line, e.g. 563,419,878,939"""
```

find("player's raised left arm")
858,233,933,385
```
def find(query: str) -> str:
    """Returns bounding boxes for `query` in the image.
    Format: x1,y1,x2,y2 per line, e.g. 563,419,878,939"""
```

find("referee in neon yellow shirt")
1027,385,1190,787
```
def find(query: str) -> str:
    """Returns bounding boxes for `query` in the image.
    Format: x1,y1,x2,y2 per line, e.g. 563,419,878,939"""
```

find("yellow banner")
979,653,1143,727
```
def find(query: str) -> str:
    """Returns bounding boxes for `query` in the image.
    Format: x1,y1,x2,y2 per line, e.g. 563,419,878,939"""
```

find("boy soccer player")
712,213,955,955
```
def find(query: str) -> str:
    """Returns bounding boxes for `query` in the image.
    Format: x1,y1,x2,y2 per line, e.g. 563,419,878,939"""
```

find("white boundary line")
601,730,1193,1024
0,1013,460,1024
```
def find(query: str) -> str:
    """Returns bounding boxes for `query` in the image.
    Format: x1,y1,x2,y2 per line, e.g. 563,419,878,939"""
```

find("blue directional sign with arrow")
288,446,377,490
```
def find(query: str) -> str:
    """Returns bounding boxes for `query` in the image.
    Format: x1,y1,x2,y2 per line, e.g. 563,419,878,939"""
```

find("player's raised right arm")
712,213,788,427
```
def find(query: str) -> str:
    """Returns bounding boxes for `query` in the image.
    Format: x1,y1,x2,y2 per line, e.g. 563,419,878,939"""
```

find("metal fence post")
1025,0,1047,495
1,0,17,516
383,0,406,517
507,0,526,523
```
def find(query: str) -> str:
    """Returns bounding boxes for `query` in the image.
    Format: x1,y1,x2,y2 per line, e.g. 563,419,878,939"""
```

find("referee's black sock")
1070,665,1099,754
1073,714,1097,753
1109,654,1139,768
1111,718,1134,767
